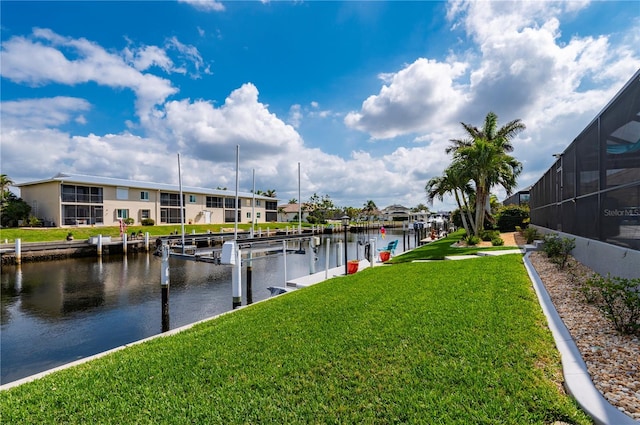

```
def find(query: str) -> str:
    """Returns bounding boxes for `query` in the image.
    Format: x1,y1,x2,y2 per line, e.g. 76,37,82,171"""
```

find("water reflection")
1,230,408,384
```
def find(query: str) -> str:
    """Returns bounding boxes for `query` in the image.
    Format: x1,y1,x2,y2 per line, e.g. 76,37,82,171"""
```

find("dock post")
97,234,103,257
122,233,127,255
232,247,242,309
337,240,343,268
282,240,288,286
325,238,330,279
15,238,21,265
246,249,253,305
144,232,149,252
161,242,170,332
308,238,315,274
369,238,376,263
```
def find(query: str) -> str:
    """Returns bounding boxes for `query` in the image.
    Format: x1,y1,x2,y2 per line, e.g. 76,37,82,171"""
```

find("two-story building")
16,173,279,227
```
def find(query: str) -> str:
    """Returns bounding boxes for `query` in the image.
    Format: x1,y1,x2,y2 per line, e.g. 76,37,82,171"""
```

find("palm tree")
425,164,474,235
362,200,377,221
448,112,524,235
0,174,14,202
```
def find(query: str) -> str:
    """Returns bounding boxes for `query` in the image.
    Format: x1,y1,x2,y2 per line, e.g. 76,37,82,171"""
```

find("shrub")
523,227,539,244
542,233,575,269
495,204,530,232
124,217,134,225
491,237,504,246
515,225,522,234
466,235,480,246
141,218,155,226
479,230,499,242
582,274,640,335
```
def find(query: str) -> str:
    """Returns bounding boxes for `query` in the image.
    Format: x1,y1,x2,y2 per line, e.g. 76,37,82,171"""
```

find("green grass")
0,256,590,424
0,223,301,243
389,229,518,263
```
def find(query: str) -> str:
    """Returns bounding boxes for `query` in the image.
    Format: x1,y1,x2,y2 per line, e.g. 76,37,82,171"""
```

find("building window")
257,212,261,218
265,201,277,210
61,184,103,203
141,209,150,219
116,209,129,219
62,205,103,225
116,187,129,200
256,200,261,207
224,210,240,223
206,196,223,208
189,194,196,203
160,192,183,206
224,198,237,209
140,191,149,201
160,208,184,224
246,212,251,219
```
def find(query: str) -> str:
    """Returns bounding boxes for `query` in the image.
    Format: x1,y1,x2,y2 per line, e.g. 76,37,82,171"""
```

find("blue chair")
377,239,398,255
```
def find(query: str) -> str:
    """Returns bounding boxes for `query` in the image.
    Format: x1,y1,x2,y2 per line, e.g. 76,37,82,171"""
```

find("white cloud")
178,0,225,12
344,59,468,139
0,97,91,129
123,44,174,73
161,83,304,163
288,104,303,128
344,0,640,205
0,29,178,125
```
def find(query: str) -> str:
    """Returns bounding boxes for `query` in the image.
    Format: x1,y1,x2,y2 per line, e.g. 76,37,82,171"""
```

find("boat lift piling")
161,242,170,332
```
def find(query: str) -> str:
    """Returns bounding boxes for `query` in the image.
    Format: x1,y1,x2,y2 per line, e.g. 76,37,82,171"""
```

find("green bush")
124,217,134,225
582,274,640,335
141,218,155,226
495,205,530,232
479,229,499,241
491,237,504,246
466,235,480,246
542,233,575,269
523,227,539,244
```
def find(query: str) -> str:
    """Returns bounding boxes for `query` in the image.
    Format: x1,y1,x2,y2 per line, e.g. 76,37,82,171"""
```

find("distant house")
16,172,279,227
277,203,308,223
503,187,531,206
380,204,411,221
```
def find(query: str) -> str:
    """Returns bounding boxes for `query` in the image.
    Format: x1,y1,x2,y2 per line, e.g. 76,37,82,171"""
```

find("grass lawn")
0,255,590,424
0,223,302,243
389,229,518,263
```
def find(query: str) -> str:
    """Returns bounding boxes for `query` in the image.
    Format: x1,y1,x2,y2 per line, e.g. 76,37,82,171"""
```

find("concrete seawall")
0,240,149,265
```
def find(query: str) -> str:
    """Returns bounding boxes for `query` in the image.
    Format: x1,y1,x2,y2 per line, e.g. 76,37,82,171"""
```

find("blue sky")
1,0,639,211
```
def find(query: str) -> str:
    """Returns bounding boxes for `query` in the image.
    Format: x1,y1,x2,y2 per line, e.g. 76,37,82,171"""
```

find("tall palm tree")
425,164,474,235
448,112,524,235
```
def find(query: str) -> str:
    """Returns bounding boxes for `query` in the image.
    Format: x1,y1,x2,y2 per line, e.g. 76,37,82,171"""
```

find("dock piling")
97,234,103,257
161,242,170,332
325,238,330,279
232,247,242,309
15,238,21,265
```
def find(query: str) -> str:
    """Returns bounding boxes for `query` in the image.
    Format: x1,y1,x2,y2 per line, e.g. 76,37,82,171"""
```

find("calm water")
1,230,410,385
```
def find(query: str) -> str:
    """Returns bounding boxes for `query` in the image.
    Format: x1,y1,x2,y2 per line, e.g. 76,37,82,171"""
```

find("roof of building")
277,203,306,213
16,172,278,201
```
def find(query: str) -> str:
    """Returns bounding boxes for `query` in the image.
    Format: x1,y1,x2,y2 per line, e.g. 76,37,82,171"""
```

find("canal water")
1,229,413,385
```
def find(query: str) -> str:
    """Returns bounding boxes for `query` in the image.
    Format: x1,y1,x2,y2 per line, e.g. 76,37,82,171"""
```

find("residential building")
529,69,639,278
16,173,279,227
503,187,531,206
380,204,411,222
277,203,309,223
